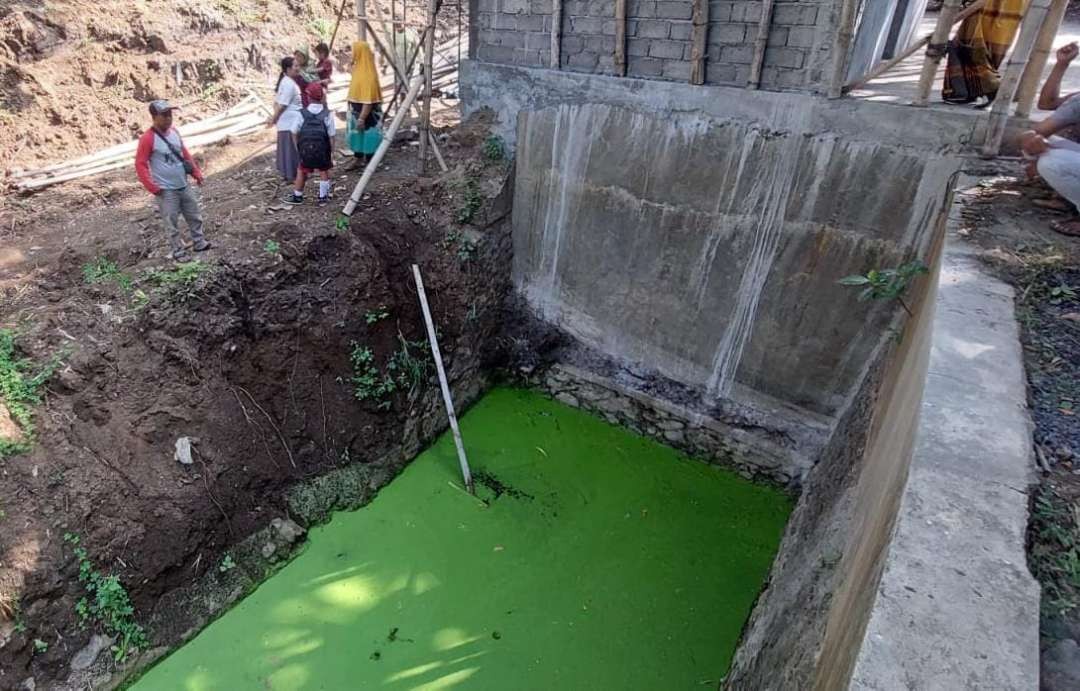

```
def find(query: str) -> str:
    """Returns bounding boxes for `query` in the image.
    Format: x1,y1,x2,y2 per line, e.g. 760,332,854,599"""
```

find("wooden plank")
614,0,627,76
419,0,437,170
827,0,859,98
983,0,1055,155
689,0,709,84
551,0,563,69
412,264,474,494
912,0,962,106
747,0,775,88
1015,0,1068,117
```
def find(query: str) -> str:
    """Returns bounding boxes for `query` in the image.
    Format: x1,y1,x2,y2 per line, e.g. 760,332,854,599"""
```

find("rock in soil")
69,634,113,671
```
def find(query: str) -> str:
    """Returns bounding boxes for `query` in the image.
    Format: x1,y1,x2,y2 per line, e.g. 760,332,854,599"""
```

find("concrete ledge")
851,237,1040,689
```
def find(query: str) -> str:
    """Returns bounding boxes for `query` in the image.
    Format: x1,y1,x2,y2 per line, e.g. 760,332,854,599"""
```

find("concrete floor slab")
851,237,1040,689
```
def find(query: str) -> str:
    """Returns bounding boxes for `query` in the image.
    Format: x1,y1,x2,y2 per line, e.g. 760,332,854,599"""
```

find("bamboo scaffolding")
615,0,627,76
419,0,437,171
1015,0,1069,118
843,0,988,92
913,0,963,105
983,0,1055,156
828,0,860,98
551,0,563,68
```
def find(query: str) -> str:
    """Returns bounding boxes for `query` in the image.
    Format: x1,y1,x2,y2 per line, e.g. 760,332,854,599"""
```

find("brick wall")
470,0,836,92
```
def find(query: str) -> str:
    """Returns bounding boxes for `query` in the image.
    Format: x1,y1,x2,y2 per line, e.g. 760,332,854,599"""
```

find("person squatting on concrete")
284,82,336,206
1020,42,1080,237
134,100,211,261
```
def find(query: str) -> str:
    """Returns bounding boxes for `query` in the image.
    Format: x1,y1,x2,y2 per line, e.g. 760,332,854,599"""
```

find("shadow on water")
132,388,792,690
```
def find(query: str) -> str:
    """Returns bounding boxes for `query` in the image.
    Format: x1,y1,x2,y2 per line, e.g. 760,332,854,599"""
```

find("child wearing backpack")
284,82,336,206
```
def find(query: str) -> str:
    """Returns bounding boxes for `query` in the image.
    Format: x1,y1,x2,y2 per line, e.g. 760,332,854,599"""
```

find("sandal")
1050,219,1080,237
193,240,212,252
172,249,192,262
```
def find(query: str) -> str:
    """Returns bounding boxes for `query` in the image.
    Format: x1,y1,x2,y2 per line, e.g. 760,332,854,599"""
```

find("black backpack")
297,109,332,170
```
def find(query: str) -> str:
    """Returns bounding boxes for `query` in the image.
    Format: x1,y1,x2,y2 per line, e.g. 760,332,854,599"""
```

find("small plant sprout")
456,179,483,224
0,329,62,459
483,135,506,161
264,239,281,255
1049,283,1077,305
364,306,390,325
33,638,48,654
63,532,149,661
839,260,929,317
219,554,237,573
82,257,133,293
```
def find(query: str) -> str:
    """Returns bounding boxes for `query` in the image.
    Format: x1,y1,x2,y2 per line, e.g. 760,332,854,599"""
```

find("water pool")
132,387,791,690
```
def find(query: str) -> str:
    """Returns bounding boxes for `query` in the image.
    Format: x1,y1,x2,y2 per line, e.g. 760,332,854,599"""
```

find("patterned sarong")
942,0,1027,103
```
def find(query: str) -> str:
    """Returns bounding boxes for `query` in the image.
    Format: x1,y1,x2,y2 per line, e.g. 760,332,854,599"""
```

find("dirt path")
0,110,513,689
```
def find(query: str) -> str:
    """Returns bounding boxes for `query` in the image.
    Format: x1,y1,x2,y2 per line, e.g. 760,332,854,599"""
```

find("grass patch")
0,329,60,459
64,533,149,662
83,257,133,293
442,229,477,262
143,261,213,303
482,135,506,161
455,179,483,225
347,336,432,410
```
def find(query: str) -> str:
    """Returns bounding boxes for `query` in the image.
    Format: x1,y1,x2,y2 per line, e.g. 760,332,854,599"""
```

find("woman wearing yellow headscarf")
346,40,383,170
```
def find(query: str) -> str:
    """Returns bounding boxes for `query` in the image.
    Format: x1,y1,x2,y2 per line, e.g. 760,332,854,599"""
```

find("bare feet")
1033,197,1072,212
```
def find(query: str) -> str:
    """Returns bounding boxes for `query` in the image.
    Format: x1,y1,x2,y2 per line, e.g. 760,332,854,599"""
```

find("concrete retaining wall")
470,0,836,91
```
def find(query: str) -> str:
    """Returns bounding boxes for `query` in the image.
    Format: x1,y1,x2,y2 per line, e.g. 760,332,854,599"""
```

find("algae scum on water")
134,388,792,690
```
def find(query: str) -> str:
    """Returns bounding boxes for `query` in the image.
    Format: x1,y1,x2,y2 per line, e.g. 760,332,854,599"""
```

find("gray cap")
148,99,179,115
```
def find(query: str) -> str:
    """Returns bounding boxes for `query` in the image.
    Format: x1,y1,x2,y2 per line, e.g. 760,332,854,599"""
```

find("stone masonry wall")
538,363,819,487
471,0,836,92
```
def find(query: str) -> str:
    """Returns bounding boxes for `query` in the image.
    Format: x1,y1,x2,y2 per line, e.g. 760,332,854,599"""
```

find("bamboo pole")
912,0,963,106
419,0,437,171
828,0,859,98
412,264,474,494
356,0,368,41
843,0,988,92
551,0,563,69
614,0,627,76
747,0,776,88
983,0,1055,156
1015,0,1068,118
329,0,350,52
689,0,709,84
341,74,425,218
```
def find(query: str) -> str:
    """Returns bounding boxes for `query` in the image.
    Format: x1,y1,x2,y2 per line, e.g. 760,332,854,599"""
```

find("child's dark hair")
315,42,329,58
275,56,295,91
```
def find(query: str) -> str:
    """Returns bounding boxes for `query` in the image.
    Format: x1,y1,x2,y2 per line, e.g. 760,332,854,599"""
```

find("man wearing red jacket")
135,100,211,261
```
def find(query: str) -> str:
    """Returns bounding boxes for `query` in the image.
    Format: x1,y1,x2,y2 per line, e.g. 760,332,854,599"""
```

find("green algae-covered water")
133,388,791,690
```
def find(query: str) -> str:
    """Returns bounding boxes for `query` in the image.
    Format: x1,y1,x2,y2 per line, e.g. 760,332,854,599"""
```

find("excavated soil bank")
0,119,511,689
130,388,792,690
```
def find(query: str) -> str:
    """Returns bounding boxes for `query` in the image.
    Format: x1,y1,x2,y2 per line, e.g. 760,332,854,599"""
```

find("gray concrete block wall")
470,0,835,92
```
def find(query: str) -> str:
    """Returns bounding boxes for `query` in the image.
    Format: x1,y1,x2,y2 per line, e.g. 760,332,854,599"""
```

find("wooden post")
983,0,1055,155
1015,0,1068,118
614,0,627,76
747,0,776,88
912,0,962,106
843,0,987,92
419,0,437,171
412,264,474,494
551,0,563,69
356,0,368,41
827,0,859,98
689,0,709,84
341,75,425,219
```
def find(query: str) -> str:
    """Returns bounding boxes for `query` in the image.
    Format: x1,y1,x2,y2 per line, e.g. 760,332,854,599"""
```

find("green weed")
309,17,332,42
143,261,212,303
482,135,506,161
347,337,432,410
264,239,281,255
839,260,929,317
1030,489,1080,617
32,638,48,654
364,306,390,325
1049,283,1077,305
443,229,477,262
455,179,483,225
219,554,236,573
63,533,149,662
0,329,61,459
82,258,133,293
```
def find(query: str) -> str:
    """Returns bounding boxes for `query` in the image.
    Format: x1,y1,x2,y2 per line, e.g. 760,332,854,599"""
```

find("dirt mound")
0,0,347,174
